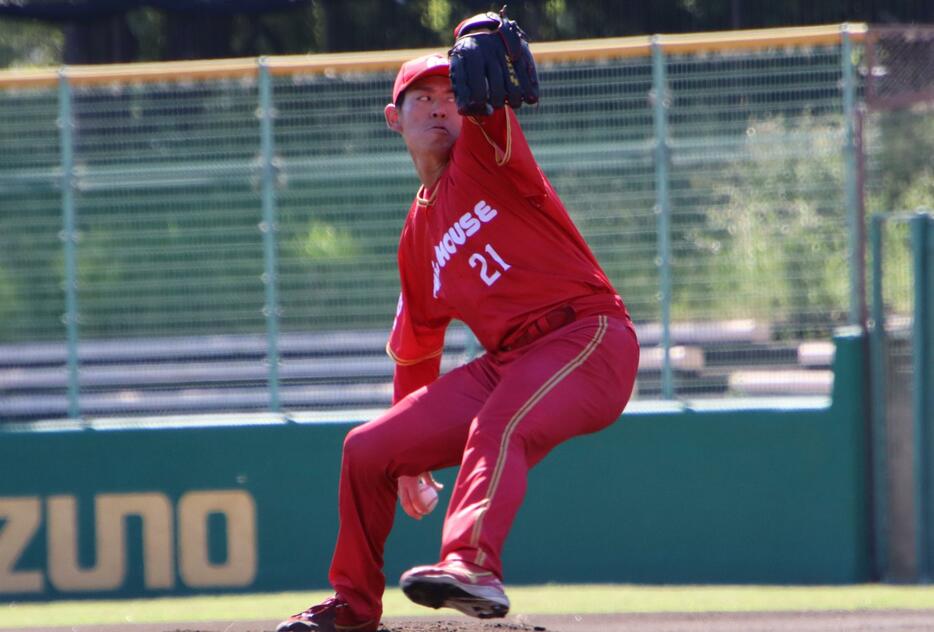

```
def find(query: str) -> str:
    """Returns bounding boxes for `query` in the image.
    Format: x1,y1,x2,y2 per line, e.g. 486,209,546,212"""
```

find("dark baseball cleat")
400,559,510,619
276,595,378,632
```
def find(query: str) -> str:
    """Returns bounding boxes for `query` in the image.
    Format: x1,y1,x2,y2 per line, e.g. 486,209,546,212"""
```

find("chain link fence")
869,212,934,583
0,24,916,422
862,25,934,583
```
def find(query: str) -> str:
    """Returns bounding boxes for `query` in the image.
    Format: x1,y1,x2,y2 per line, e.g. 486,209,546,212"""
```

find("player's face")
390,76,462,157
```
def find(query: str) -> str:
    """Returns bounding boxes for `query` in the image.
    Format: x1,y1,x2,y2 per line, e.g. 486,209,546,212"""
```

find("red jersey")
387,107,629,366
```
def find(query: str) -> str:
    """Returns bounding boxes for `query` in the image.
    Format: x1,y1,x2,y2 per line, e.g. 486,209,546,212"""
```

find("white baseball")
417,481,439,515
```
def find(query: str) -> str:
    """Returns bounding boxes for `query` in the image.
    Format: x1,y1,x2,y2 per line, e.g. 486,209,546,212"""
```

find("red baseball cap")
392,53,450,104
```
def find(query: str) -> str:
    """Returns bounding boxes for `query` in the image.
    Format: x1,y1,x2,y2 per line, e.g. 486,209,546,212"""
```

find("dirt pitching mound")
32,609,934,632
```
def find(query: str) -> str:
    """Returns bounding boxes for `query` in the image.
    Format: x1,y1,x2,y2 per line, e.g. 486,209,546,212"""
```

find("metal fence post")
258,58,281,413
842,25,862,326
924,211,934,581
869,214,888,579
910,212,930,580
651,37,674,399
57,69,81,421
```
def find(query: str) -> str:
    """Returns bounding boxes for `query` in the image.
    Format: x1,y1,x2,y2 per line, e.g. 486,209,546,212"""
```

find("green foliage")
895,169,934,212
868,168,934,317
866,109,934,318
878,221,914,316
0,263,22,339
1,43,931,346
0,183,63,342
125,8,165,62
2,0,934,69
0,18,61,68
421,0,453,36
873,109,934,213
689,115,849,334
293,220,361,260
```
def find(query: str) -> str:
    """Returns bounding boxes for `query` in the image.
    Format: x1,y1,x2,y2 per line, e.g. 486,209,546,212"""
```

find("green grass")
4,584,934,628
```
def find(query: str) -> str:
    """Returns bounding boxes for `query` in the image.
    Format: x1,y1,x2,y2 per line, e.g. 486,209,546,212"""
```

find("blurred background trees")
0,0,933,68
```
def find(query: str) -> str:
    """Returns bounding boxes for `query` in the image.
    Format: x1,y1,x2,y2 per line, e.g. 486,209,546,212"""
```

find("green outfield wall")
0,329,869,600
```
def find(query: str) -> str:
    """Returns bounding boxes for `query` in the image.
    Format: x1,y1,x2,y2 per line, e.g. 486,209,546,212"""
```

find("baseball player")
278,9,639,632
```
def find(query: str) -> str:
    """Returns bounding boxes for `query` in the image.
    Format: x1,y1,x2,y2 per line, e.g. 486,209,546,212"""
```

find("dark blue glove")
448,8,539,116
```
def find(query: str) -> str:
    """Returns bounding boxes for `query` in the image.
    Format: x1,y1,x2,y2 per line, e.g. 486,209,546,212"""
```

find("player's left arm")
449,10,545,196
448,8,539,117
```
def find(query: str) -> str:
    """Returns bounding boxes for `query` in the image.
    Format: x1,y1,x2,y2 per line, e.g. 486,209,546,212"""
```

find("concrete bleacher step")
0,356,399,391
633,345,717,396
0,318,838,421
632,320,807,399
1,346,702,395
702,342,799,367
638,345,705,372
0,329,473,369
635,373,730,398
0,383,395,420
634,318,770,346
728,368,834,396
797,341,835,368
723,341,835,396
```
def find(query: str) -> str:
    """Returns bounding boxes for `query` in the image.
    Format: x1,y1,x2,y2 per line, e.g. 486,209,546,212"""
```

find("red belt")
501,305,576,352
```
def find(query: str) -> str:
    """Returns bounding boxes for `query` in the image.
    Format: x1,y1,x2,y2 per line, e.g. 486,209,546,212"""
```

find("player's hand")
448,7,539,116
398,472,444,520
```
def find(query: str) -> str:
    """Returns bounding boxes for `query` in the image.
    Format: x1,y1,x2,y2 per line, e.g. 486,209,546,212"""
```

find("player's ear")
385,103,402,133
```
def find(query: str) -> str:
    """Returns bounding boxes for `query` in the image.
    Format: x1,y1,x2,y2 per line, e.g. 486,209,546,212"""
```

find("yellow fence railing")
0,23,867,88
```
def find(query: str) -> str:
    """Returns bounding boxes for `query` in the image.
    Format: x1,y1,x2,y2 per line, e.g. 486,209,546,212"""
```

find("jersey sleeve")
386,290,448,365
460,107,546,199
392,354,442,404
386,222,452,366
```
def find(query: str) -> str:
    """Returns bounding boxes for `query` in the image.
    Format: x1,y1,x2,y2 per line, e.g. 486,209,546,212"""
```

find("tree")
0,18,61,68
3,0,934,69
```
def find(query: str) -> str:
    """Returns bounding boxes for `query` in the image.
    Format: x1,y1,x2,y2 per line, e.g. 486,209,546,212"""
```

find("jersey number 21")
469,244,511,287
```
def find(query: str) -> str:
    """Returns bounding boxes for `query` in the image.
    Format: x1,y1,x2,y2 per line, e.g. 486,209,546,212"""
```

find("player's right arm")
388,230,449,518
387,222,451,402
398,471,443,520
392,355,441,403
387,289,447,402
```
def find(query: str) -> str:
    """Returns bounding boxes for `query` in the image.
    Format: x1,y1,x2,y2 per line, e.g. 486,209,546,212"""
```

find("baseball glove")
448,8,539,116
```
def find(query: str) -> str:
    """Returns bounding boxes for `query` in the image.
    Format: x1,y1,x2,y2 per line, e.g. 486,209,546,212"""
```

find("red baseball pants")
328,314,639,620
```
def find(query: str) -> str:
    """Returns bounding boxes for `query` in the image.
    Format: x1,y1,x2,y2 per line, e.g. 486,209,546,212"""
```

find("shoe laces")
440,559,497,583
